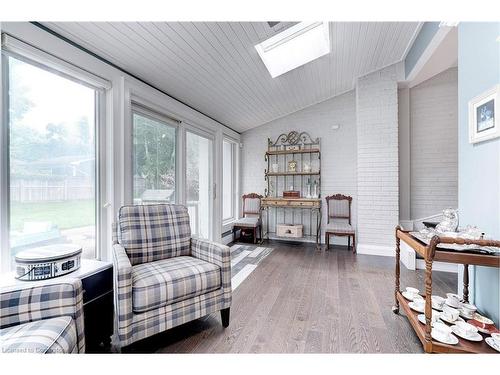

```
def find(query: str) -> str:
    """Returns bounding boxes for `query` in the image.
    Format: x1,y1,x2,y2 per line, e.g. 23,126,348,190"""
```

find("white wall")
409,67,458,220
241,90,357,244
356,64,402,255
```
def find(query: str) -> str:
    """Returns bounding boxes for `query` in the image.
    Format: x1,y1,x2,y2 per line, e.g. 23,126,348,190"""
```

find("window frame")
0,35,109,271
131,103,180,205
184,126,215,240
221,137,239,232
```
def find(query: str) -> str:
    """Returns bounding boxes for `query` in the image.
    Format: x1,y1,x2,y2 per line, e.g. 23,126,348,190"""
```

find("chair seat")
233,217,261,228
132,256,221,313
326,222,355,234
0,316,77,354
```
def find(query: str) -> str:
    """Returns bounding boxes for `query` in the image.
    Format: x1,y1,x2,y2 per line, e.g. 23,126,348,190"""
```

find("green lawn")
10,200,95,231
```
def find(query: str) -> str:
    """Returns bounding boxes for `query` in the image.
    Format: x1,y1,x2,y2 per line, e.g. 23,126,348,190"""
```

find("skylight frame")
255,21,330,78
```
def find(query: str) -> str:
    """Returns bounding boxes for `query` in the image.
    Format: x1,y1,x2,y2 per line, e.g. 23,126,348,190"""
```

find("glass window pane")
133,111,176,204
186,132,212,239
222,140,234,221
8,56,97,260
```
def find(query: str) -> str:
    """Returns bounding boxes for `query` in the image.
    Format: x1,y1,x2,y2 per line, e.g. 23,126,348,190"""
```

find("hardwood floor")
124,241,457,353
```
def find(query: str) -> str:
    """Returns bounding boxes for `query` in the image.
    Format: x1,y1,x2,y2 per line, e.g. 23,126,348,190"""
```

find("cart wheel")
392,305,399,314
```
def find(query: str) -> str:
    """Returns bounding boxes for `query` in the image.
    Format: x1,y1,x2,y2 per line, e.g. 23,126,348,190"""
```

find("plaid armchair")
112,204,232,348
0,278,85,354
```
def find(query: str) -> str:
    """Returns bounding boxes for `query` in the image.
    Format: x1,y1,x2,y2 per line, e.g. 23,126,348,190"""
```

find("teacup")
442,305,460,322
433,322,452,340
446,293,461,308
455,321,478,337
406,287,419,298
491,333,500,345
413,298,426,311
432,295,445,309
460,303,477,317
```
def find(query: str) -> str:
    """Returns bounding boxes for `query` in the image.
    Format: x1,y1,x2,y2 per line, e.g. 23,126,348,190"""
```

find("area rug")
230,244,274,290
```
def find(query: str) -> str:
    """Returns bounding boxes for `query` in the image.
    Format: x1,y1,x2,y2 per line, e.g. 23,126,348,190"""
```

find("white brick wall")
356,65,401,253
409,67,458,219
241,91,357,244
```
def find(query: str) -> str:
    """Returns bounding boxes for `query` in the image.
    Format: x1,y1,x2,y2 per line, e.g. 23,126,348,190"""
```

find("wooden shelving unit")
262,131,322,248
393,228,500,354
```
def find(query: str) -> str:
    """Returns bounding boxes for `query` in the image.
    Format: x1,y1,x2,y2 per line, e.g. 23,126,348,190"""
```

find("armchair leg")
221,308,230,328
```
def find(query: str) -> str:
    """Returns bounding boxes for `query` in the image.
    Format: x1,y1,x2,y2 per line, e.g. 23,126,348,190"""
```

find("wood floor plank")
124,241,457,354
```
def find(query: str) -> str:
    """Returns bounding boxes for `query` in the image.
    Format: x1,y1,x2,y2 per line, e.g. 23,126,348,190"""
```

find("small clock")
288,160,297,172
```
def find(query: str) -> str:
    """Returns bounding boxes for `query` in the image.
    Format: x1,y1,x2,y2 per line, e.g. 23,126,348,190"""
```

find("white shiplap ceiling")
41,22,420,132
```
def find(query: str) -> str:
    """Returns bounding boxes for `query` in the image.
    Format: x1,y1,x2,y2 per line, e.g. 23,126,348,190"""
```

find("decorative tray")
410,232,500,256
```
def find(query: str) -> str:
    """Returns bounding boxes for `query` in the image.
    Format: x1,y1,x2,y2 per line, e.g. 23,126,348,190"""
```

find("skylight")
255,22,330,78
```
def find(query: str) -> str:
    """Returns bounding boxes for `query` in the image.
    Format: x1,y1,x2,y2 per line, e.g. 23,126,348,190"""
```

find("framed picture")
469,85,500,144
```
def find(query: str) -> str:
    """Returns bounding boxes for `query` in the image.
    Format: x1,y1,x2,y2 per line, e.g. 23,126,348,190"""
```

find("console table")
0,259,113,352
393,227,500,353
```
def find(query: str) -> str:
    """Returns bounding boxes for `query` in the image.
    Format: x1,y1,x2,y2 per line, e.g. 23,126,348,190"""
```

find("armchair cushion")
1,316,77,354
131,256,221,313
117,204,191,265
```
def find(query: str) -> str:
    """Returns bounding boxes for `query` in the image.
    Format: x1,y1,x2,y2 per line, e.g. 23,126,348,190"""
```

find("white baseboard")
357,244,394,257
416,259,458,273
221,233,233,245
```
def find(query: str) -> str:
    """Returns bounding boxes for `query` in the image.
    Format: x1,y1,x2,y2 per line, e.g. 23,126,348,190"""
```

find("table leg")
392,230,401,314
424,258,433,343
463,264,469,303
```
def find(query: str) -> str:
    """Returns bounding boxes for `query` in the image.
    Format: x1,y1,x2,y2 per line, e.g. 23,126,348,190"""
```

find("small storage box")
283,191,301,198
277,224,303,238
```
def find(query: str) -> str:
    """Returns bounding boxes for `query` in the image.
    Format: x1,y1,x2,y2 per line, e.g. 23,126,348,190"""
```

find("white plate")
408,302,425,313
459,311,474,320
432,303,444,311
439,315,465,325
485,337,500,352
403,291,423,301
418,312,440,325
431,331,459,345
451,326,483,342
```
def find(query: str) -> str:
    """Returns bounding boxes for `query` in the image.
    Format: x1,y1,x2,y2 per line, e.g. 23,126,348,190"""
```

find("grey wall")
241,90,357,244
409,67,458,219
458,22,500,325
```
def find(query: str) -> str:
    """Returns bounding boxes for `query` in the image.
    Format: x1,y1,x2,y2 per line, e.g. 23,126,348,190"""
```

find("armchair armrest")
0,278,85,353
191,238,232,306
112,243,133,344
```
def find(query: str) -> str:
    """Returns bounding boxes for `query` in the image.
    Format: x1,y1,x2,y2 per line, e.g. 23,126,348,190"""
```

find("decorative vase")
306,178,312,199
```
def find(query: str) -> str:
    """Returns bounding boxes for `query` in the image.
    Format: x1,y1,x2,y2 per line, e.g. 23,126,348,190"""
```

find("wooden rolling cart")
393,226,500,353
262,131,322,248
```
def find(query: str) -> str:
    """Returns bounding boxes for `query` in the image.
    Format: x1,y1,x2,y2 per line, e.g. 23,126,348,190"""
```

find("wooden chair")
325,194,356,253
232,193,263,244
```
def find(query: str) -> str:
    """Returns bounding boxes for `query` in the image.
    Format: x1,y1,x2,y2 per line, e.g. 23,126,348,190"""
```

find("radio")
15,244,82,281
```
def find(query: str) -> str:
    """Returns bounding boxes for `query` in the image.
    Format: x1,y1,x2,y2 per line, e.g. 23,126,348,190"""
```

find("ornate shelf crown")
268,131,320,147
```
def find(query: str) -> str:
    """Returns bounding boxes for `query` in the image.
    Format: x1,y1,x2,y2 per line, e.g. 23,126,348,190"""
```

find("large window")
5,56,99,260
132,107,177,204
222,139,236,222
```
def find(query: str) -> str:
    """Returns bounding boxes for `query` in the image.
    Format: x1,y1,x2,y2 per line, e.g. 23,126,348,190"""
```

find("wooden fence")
10,177,94,202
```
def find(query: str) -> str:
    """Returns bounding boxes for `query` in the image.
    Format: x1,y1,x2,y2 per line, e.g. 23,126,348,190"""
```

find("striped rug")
230,244,274,290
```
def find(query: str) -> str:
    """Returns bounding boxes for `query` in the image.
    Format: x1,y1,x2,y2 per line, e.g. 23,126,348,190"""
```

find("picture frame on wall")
468,85,500,144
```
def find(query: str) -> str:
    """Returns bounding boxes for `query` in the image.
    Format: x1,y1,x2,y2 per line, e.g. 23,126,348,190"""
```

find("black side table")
80,261,113,352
